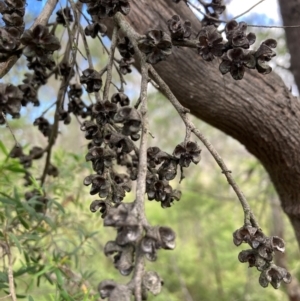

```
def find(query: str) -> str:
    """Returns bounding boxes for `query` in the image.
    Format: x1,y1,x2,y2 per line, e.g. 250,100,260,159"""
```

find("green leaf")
14,266,37,277
0,140,8,156
28,176,43,195
18,215,30,229
24,252,30,264
0,197,16,206
54,268,64,286
16,293,27,298
33,265,53,278
0,283,9,289
42,216,55,229
48,199,65,213
28,296,34,301
0,271,8,282
42,273,54,285
4,164,26,173
21,201,37,216
8,233,22,254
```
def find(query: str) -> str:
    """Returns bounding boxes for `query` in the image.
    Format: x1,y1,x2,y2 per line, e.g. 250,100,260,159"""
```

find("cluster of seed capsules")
233,225,291,289
138,0,278,80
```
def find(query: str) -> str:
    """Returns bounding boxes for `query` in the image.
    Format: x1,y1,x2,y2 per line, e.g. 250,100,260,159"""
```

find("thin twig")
187,0,223,23
1,112,20,147
78,25,93,69
134,61,149,222
40,9,81,185
150,66,258,227
232,0,265,20
188,0,300,29
3,242,17,301
78,24,102,104
41,100,58,116
132,52,149,301
115,12,150,298
0,295,12,300
103,26,118,101
113,12,259,228
77,8,127,90
248,24,300,28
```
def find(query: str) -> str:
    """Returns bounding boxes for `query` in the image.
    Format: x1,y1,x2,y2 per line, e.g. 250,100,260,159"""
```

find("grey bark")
278,0,300,92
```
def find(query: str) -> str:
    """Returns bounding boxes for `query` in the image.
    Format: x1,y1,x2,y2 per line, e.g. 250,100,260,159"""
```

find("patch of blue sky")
26,0,89,27
189,0,281,27
240,13,277,26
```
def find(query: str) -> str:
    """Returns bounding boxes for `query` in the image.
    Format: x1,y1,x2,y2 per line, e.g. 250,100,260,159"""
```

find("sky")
227,0,281,23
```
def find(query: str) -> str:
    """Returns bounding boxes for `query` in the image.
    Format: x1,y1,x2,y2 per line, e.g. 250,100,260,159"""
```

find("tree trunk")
278,0,300,92
107,0,300,245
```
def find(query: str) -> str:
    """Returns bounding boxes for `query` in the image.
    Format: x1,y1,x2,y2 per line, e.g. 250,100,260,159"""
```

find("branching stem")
114,12,259,228
1,112,20,147
103,26,118,101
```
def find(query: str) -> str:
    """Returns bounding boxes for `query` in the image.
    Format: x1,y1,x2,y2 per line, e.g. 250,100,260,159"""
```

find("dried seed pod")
117,36,134,59
141,236,157,262
142,271,163,296
107,284,131,301
116,225,142,245
56,7,73,26
90,0,130,17
198,25,223,61
138,30,172,65
225,20,256,49
85,22,107,38
47,163,59,177
219,48,256,80
259,264,292,289
93,100,117,125
98,280,117,299
111,92,130,107
270,236,285,253
159,226,176,250
207,0,226,14
255,39,277,74
104,203,137,227
90,199,107,217
80,120,99,139
21,24,60,57
80,68,102,93
114,106,141,136
29,146,44,160
167,15,191,40
24,189,48,213
33,117,52,137
233,225,265,247
0,83,23,120
119,57,134,75
105,132,134,154
114,244,135,276
9,144,23,158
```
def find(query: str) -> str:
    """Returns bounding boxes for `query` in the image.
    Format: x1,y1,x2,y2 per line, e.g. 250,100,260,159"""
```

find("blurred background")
0,0,299,300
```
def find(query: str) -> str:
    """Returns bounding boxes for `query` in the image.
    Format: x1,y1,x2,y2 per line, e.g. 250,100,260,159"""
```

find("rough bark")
105,0,300,245
279,0,300,92
271,197,300,301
